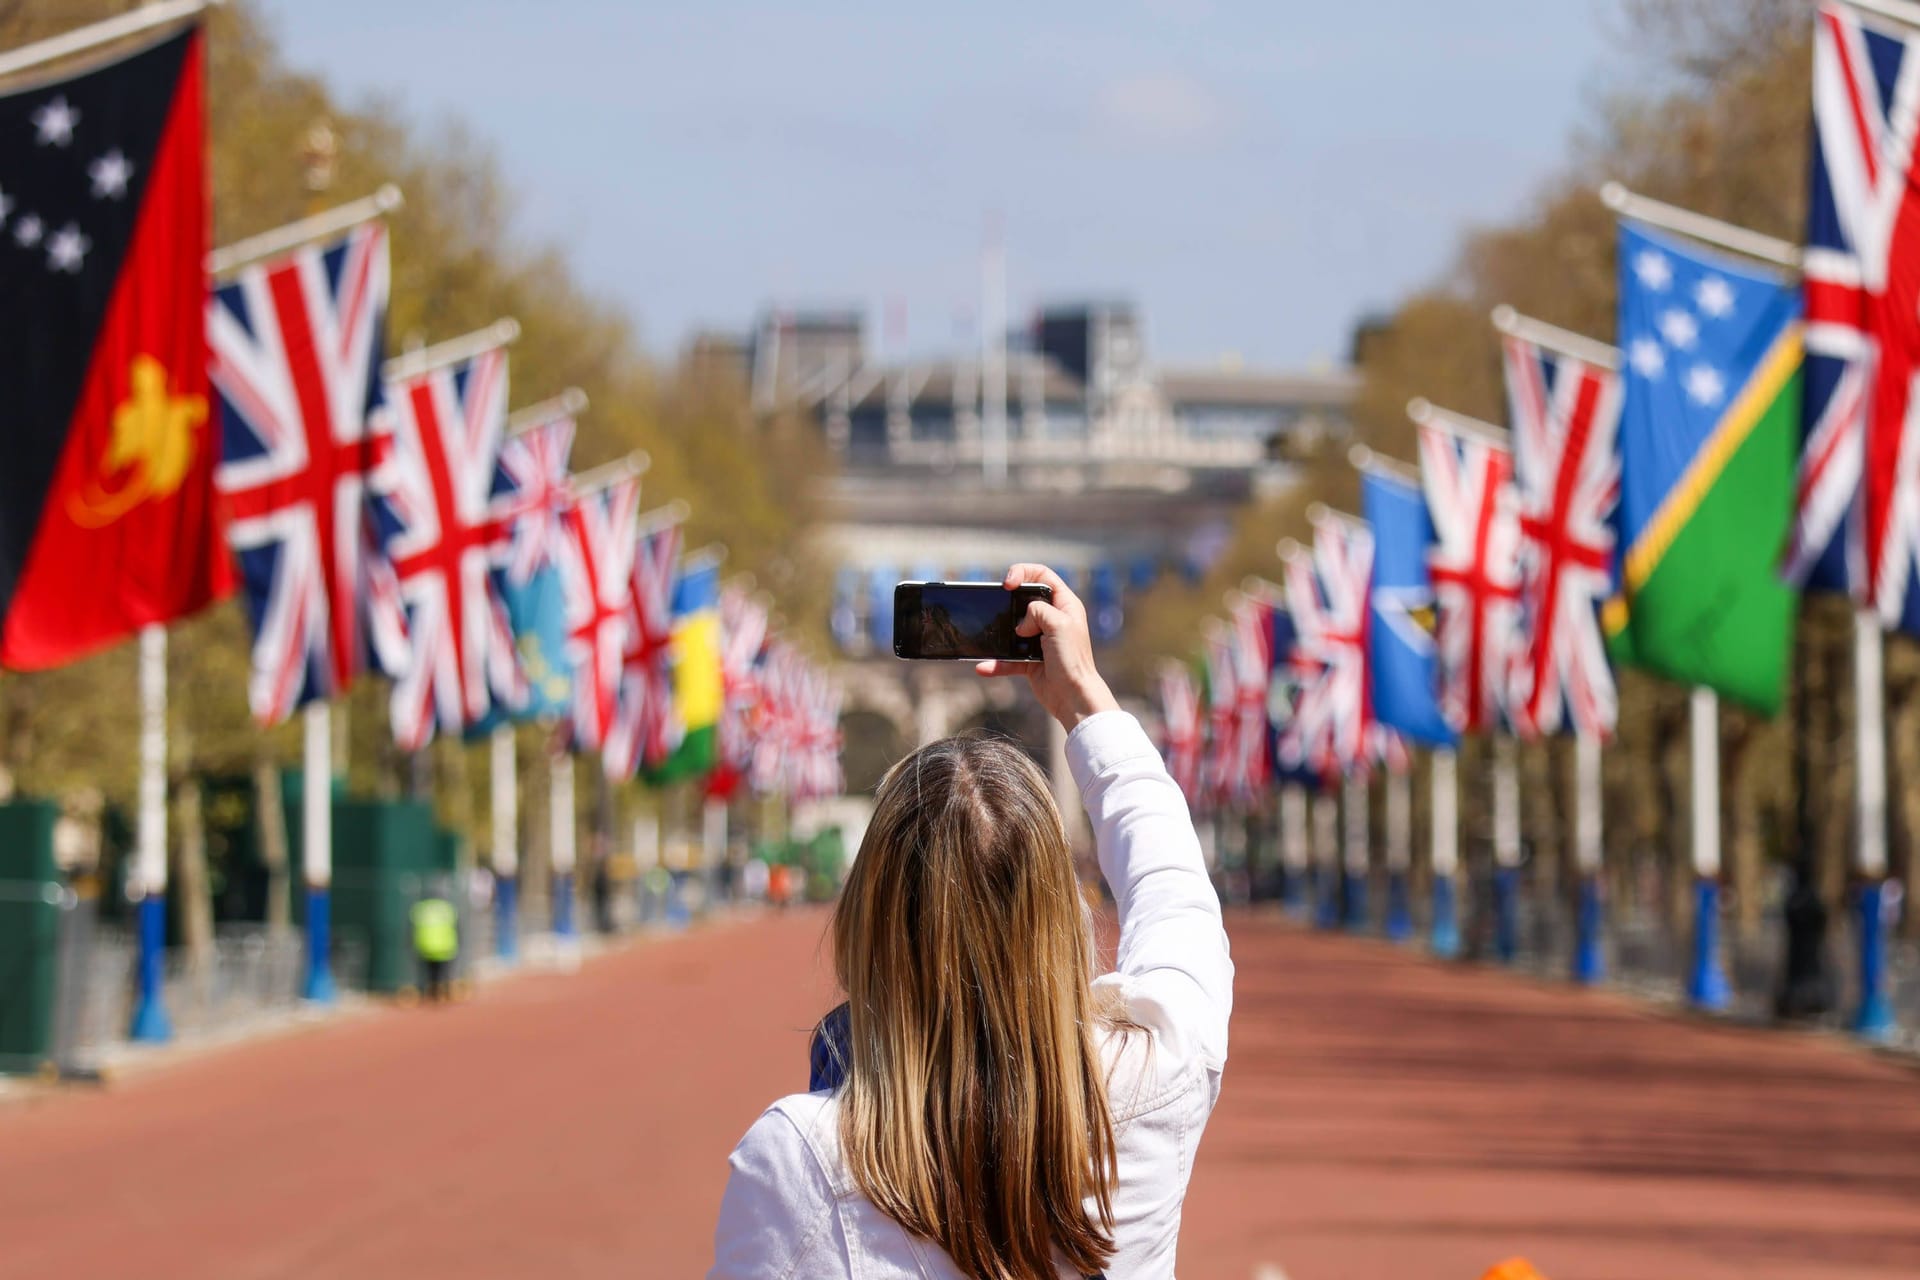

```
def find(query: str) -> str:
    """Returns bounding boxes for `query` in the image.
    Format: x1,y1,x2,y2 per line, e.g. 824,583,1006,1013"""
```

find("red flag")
0,26,231,670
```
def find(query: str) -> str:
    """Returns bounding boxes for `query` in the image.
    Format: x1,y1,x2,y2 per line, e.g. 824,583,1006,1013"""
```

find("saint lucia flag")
1361,467,1454,746
646,552,724,784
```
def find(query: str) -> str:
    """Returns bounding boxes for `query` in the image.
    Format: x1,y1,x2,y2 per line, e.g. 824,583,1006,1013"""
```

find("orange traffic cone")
1480,1261,1547,1280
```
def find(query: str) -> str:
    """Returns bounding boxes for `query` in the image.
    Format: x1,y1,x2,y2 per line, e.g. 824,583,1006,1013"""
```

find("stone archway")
840,707,908,795
953,697,1050,769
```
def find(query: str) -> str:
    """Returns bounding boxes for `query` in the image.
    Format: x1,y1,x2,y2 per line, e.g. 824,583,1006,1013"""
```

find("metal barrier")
1442,864,1917,1042
66,923,370,1064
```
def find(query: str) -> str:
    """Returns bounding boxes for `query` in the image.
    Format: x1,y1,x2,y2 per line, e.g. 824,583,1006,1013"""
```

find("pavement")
0,907,1915,1279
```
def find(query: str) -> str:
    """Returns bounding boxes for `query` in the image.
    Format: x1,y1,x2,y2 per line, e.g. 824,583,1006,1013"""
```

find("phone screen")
895,582,1048,661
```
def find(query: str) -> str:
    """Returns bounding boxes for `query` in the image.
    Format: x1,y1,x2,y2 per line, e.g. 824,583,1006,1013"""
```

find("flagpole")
1384,766,1413,942
550,745,577,949
207,185,403,277
1572,733,1606,984
129,626,171,1042
1687,687,1731,1009
1599,183,1801,271
1840,0,1920,33
300,703,337,1003
1348,443,1421,485
703,796,728,909
1407,397,1510,447
1491,737,1522,965
0,0,220,81
1430,747,1461,958
633,498,692,538
1280,783,1310,918
1312,790,1340,930
634,809,662,923
381,318,520,383
490,724,519,963
981,214,1008,487
505,386,589,434
1851,612,1896,1039
1490,305,1623,370
1342,775,1370,932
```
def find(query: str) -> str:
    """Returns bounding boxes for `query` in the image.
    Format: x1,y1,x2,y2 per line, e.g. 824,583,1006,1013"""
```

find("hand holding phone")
893,581,1051,662
974,564,1120,732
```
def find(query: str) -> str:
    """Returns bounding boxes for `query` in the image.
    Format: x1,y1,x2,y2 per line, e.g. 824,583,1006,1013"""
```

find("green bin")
0,801,59,1074
332,799,434,993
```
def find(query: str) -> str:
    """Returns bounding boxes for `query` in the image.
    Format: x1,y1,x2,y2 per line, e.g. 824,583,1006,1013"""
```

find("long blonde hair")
831,732,1120,1280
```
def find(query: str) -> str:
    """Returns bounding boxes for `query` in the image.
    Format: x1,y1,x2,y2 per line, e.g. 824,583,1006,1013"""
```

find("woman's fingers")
1026,598,1071,635
1002,562,1076,607
974,659,1029,678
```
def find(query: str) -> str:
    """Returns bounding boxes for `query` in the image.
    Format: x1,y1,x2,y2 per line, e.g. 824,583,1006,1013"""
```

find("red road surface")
1,909,1917,1279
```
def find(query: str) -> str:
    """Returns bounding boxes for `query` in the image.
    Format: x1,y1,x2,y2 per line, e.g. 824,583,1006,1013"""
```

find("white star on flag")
1684,364,1725,407
31,96,78,147
45,222,88,273
1634,249,1672,291
1658,308,1700,350
1629,337,1665,379
14,213,43,247
88,149,132,200
1695,276,1735,318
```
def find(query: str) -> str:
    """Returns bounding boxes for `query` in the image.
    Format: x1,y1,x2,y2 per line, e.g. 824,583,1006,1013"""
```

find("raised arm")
977,564,1233,1073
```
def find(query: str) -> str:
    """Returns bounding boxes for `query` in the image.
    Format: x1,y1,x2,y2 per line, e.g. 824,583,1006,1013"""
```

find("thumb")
1017,599,1070,637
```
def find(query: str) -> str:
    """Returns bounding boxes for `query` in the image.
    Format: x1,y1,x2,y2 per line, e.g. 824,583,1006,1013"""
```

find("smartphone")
893,581,1051,662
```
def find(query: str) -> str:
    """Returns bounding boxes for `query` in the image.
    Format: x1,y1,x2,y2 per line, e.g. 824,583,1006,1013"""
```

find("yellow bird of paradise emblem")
68,354,208,529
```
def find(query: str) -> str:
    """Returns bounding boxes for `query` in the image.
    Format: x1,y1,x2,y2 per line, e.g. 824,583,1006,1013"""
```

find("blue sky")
257,0,1608,371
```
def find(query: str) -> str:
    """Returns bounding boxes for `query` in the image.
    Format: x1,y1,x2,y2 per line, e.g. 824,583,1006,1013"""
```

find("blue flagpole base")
1687,876,1731,1012
552,870,577,939
1853,880,1897,1042
1430,874,1460,959
129,895,172,1043
1342,871,1368,933
1279,867,1308,918
1491,867,1520,965
1384,871,1412,942
1572,874,1605,986
495,875,519,962
1314,868,1341,930
301,884,337,1005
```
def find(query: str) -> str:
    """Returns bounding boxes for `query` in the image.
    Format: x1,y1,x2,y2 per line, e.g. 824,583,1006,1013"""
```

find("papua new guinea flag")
0,26,231,670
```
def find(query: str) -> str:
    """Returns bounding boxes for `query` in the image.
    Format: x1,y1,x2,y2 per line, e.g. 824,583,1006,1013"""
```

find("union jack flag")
1791,2,1920,632
1158,662,1202,804
1226,594,1272,801
373,344,518,749
1200,622,1237,807
751,638,800,796
554,473,639,754
605,517,684,779
1502,333,1622,737
209,221,398,724
713,582,770,795
1419,417,1524,734
492,413,574,586
1281,512,1377,777
792,663,844,801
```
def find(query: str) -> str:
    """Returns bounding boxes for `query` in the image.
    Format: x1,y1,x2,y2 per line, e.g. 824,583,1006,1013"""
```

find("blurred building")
704,299,1355,793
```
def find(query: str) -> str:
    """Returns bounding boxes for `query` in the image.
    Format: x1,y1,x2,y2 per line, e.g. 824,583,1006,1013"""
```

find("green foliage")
1131,0,1881,924
0,3,831,856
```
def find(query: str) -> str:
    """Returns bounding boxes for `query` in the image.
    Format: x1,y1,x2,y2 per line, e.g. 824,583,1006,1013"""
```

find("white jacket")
709,711,1234,1279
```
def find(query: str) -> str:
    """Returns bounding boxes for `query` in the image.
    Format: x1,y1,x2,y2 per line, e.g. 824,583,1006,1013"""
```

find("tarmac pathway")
0,908,1915,1279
